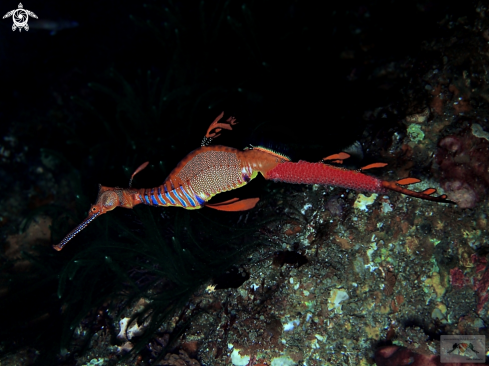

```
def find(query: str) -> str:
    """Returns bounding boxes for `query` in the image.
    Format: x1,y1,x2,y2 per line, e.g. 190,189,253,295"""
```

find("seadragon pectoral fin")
205,197,260,211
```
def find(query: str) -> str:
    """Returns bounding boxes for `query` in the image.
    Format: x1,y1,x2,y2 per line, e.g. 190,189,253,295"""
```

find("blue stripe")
172,189,187,207
150,189,159,206
180,187,196,207
157,187,166,204
195,195,205,205
144,195,151,205
165,191,176,205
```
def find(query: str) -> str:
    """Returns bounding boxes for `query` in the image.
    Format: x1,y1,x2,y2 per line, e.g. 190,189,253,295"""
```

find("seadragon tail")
264,161,385,193
380,180,455,204
264,161,455,204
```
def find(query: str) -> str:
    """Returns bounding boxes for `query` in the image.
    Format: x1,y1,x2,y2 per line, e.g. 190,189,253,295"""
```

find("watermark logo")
3,3,38,32
441,335,485,363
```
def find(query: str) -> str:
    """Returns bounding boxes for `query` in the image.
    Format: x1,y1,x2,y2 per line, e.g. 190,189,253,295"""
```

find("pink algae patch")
449,268,469,289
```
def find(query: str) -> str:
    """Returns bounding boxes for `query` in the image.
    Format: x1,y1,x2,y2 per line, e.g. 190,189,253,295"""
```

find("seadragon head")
53,185,121,251
53,161,148,251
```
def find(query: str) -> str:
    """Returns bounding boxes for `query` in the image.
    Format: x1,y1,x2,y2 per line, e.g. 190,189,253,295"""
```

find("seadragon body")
54,113,454,251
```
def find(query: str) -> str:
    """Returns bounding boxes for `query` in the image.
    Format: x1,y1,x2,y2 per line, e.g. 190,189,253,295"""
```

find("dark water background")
0,1,481,364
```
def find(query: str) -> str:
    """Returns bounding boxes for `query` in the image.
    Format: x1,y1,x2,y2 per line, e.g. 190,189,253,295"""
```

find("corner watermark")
3,3,38,32
441,335,485,363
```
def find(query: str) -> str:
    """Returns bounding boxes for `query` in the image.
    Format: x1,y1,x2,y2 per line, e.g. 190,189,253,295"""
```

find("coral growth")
449,268,469,289
449,255,489,314
435,125,489,208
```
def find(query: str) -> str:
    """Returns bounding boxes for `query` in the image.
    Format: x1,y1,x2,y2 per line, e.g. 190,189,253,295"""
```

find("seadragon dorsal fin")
250,146,291,161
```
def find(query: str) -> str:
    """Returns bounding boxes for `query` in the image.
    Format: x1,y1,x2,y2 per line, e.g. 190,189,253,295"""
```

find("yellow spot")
359,358,370,366
365,325,380,339
458,247,475,268
405,236,420,256
354,193,378,211
436,302,447,314
328,289,349,313
360,284,370,293
365,299,375,310
206,284,217,293
424,272,447,298
432,303,448,323
380,304,390,314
